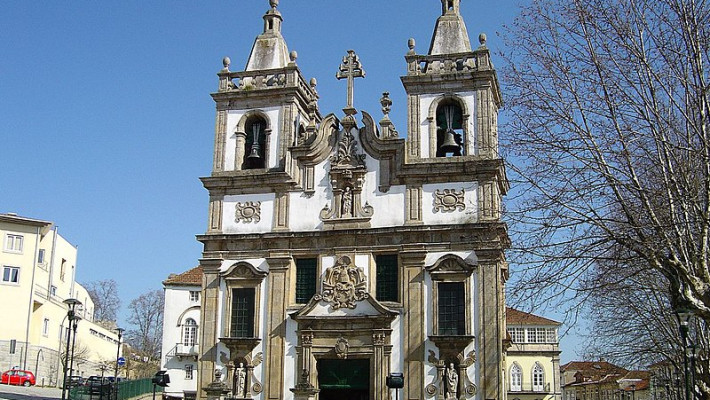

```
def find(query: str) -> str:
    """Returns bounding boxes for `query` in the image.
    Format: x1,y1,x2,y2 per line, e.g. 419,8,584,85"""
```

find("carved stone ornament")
334,337,349,359
236,201,261,223
314,256,368,309
433,189,465,213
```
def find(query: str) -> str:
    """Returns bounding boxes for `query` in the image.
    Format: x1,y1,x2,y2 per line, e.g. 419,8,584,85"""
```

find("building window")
4,234,23,253
509,327,525,343
2,266,19,283
244,116,267,169
532,363,545,391
50,285,57,296
38,249,45,264
230,288,255,338
183,318,198,346
546,328,557,343
60,258,66,281
185,364,194,380
435,101,464,157
438,282,465,335
375,254,398,302
295,258,317,304
189,291,200,302
510,363,522,392
43,318,50,336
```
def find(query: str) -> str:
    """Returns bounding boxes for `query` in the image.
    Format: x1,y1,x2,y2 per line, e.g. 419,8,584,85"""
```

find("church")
194,1,509,399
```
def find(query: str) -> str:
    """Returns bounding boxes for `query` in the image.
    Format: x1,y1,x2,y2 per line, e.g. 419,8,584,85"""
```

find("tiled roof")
562,361,629,387
506,307,560,326
0,213,52,227
163,266,202,286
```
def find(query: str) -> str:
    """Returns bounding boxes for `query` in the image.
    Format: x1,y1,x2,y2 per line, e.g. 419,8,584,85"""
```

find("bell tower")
210,0,317,175
402,0,500,160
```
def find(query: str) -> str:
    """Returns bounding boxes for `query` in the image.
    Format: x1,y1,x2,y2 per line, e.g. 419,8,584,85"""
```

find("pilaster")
213,109,227,172
400,248,427,400
478,260,505,400
264,254,292,400
198,258,223,400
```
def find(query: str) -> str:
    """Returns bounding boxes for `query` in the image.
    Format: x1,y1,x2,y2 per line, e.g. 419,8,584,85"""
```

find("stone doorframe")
290,300,397,400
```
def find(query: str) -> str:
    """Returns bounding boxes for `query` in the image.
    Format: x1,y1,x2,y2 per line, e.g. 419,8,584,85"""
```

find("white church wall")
289,159,330,232
283,317,299,400
421,182,478,225
222,193,275,233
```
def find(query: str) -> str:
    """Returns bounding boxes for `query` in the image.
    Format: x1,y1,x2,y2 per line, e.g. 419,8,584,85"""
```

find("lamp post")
676,308,694,400
61,298,82,400
113,327,124,400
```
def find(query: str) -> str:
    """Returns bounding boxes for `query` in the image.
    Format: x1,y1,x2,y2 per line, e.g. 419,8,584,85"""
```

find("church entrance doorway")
316,358,370,400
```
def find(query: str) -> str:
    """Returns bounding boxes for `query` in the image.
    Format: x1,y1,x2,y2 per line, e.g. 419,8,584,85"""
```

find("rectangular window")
4,234,23,253
2,266,19,283
43,318,49,336
230,288,255,338
185,364,193,380
375,254,398,302
295,258,317,304
508,327,525,343
50,285,57,296
546,328,557,343
438,282,465,335
189,291,200,302
38,249,45,264
60,259,66,281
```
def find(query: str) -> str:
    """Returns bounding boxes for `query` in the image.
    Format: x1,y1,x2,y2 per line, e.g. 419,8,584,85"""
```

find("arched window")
244,116,266,169
532,363,545,392
183,318,198,347
435,100,464,157
510,363,522,392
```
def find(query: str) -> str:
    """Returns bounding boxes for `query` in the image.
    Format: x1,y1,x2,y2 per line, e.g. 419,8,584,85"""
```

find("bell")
439,128,460,154
247,123,262,160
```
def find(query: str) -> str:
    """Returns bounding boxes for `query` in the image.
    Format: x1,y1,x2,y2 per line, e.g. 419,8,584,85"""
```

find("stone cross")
336,50,365,114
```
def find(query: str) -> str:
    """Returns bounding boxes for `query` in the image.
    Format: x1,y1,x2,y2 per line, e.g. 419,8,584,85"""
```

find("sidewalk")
0,384,62,399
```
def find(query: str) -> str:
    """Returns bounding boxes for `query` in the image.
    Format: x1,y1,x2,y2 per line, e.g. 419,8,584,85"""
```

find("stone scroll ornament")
433,189,465,213
314,256,368,309
235,201,261,223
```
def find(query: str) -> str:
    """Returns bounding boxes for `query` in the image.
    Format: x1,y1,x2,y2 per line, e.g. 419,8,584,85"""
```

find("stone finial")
290,50,298,63
309,77,318,93
270,0,279,8
407,38,416,55
478,33,487,47
380,92,392,117
222,56,231,71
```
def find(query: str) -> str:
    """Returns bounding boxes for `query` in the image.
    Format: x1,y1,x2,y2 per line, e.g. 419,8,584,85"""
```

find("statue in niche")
445,363,458,400
341,186,353,217
234,362,246,398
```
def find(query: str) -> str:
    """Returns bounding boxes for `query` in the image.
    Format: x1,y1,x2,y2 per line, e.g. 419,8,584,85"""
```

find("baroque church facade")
196,1,509,400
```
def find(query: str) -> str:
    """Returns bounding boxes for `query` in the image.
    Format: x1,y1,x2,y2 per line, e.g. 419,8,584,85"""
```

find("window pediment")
222,262,268,282
426,255,475,281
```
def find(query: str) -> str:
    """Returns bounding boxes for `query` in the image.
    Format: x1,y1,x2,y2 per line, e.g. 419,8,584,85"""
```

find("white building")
161,266,202,400
0,212,122,386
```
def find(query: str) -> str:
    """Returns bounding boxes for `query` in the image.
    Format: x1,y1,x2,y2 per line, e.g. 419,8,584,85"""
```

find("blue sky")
1,1,585,361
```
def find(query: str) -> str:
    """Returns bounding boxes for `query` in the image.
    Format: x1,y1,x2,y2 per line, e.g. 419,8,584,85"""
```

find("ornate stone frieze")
433,189,465,213
235,201,261,223
313,256,368,309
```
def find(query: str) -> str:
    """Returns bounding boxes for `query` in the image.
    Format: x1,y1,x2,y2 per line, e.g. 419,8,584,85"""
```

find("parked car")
1,369,36,386
67,375,84,387
85,375,111,395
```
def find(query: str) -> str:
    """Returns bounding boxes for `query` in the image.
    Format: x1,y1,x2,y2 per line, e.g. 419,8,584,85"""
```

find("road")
0,384,62,400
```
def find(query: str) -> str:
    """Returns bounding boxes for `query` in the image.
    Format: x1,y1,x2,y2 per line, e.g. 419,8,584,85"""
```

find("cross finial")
336,50,365,115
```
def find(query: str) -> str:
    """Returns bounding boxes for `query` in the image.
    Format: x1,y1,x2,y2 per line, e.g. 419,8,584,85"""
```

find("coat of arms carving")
315,256,368,309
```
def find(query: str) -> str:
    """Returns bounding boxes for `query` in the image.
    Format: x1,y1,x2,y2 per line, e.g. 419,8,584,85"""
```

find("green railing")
69,378,163,400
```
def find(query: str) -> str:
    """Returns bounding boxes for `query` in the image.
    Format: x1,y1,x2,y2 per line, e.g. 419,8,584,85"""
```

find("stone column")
478,260,504,400
373,332,387,400
264,255,292,400
400,248,427,400
199,258,224,400
235,131,247,170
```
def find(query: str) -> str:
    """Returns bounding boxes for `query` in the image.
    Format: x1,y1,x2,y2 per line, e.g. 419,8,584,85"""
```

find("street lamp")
676,307,695,400
114,327,124,400
61,298,82,400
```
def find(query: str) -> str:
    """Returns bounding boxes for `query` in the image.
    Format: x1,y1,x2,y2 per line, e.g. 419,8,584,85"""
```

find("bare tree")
85,279,121,323
125,289,164,362
501,0,709,395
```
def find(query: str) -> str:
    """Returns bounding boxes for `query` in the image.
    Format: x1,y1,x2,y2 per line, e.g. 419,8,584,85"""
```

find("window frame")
2,266,20,284
42,318,50,336
189,291,200,302
375,254,399,302
4,234,23,253
230,288,256,338
427,255,474,336
510,363,523,392
532,362,545,392
185,364,194,380
295,258,318,304
221,261,267,339
182,318,198,346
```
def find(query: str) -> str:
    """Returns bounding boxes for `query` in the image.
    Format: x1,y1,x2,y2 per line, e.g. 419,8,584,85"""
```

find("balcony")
166,343,199,361
510,383,552,393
